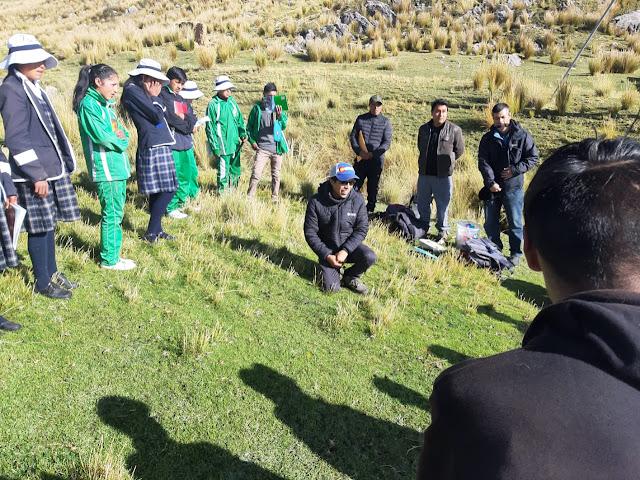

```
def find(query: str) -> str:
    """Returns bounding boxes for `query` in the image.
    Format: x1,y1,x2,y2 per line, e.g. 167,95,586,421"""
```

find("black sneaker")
341,276,369,295
158,231,175,241
37,282,72,300
0,315,21,331
142,233,158,243
52,272,78,290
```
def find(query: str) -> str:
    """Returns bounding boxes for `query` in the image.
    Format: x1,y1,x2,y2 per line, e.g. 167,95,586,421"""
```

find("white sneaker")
101,260,136,271
119,258,137,267
167,210,188,219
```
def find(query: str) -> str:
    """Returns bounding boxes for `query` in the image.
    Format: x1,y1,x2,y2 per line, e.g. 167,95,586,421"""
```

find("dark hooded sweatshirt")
418,290,640,480
303,181,368,261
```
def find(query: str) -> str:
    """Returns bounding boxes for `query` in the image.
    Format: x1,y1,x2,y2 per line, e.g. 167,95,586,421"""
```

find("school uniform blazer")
0,72,77,184
0,149,16,198
121,83,175,150
158,87,196,151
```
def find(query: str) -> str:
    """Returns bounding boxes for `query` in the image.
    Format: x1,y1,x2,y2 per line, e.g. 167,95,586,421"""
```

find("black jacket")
349,112,392,163
158,87,197,151
121,83,175,150
477,120,538,194
417,120,464,177
0,149,16,198
418,290,640,480
304,181,368,260
0,72,76,184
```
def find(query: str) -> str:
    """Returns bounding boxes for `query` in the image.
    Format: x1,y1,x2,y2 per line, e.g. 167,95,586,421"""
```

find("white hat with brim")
0,34,58,70
212,75,236,91
181,80,203,99
127,58,170,86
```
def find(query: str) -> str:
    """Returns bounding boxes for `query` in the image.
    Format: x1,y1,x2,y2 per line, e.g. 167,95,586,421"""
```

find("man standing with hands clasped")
304,163,376,294
478,103,538,265
349,94,392,213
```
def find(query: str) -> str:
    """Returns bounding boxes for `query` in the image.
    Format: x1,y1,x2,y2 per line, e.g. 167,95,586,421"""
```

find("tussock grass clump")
593,75,614,97
520,34,534,60
620,80,640,111
405,29,423,52
502,79,527,115
197,47,217,69
597,117,618,139
417,11,432,28
380,58,398,70
486,58,512,93
282,17,297,36
68,438,134,480
181,321,226,357
549,46,561,65
217,37,239,63
472,68,485,90
590,50,640,75
432,27,448,49
254,49,268,70
295,96,328,119
555,81,573,115
267,40,285,60
629,34,640,55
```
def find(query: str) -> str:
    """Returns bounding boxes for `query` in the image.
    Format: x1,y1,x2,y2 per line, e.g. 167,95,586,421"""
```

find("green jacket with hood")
246,102,289,155
77,87,130,182
205,95,246,157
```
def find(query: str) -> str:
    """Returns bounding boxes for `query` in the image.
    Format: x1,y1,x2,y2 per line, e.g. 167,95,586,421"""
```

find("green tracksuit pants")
167,149,200,212
217,152,241,193
97,180,126,266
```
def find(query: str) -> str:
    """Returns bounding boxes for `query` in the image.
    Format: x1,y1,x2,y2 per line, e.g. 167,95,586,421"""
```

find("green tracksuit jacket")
77,87,130,182
205,95,246,156
246,103,289,155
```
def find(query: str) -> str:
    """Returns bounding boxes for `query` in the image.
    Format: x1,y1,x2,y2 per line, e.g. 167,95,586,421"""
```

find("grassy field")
1,1,640,477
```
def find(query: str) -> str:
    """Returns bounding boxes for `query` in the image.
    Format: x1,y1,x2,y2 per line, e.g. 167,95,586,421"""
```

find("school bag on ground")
460,238,514,274
384,204,427,241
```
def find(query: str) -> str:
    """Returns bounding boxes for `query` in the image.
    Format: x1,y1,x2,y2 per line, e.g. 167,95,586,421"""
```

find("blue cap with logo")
330,162,359,181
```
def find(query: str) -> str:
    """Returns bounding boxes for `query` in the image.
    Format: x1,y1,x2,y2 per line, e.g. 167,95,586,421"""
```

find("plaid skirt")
136,146,178,195
15,173,80,234
0,205,18,271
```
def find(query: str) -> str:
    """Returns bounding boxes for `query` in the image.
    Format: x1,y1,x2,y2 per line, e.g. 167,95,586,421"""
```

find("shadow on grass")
427,345,471,365
477,303,530,333
373,376,429,413
56,232,99,261
501,278,550,309
221,234,318,282
240,364,421,479
97,396,286,480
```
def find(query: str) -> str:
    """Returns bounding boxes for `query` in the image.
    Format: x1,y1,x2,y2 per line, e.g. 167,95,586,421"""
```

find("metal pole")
550,0,617,101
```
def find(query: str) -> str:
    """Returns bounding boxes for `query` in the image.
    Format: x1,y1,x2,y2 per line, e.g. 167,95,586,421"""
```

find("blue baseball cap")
330,163,359,181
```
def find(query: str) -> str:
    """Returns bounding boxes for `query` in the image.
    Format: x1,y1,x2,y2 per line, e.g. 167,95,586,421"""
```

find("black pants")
318,243,377,292
354,158,383,212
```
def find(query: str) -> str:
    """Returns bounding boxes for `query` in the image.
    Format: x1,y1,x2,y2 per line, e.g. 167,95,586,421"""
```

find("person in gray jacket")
304,163,376,294
417,99,465,244
349,95,392,213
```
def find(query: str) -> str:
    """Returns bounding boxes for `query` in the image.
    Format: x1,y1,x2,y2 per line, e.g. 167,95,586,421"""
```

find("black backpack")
384,204,427,240
460,238,514,274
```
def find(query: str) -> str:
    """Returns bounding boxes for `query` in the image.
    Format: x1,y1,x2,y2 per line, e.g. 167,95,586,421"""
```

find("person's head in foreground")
523,136,640,301
329,162,359,199
369,94,383,116
491,102,511,133
431,99,449,127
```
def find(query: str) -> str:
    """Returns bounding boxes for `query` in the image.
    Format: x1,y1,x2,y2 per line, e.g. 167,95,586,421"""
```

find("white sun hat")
127,58,170,86
181,80,203,99
0,33,58,70
212,75,236,91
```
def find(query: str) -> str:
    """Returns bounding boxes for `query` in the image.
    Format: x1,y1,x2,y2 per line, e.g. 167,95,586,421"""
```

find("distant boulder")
611,11,640,34
340,11,373,34
505,53,522,66
364,0,396,25
494,4,513,24
320,23,355,41
124,5,138,15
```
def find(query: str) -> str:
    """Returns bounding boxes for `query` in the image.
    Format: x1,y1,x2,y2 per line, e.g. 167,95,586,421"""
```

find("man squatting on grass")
304,163,376,294
416,99,464,244
478,102,538,266
349,94,392,213
417,137,640,479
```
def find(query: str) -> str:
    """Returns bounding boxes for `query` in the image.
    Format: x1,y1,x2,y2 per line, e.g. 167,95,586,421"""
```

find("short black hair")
263,82,277,94
431,99,449,111
492,103,510,115
524,137,640,289
167,66,187,83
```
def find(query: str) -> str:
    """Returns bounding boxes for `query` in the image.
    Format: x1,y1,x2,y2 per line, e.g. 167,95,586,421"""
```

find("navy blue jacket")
121,83,175,150
158,87,196,151
477,120,539,194
349,112,392,163
0,72,77,184
0,149,16,198
304,181,368,260
418,290,640,479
